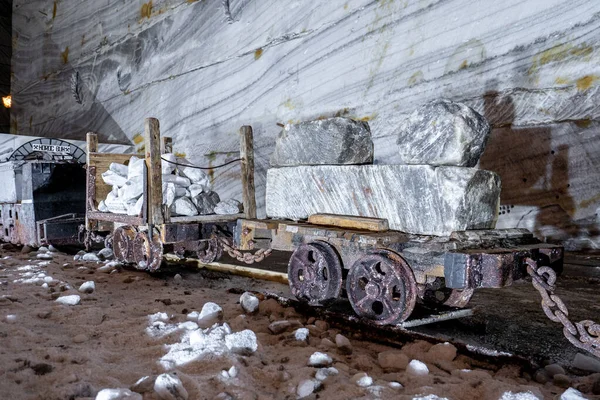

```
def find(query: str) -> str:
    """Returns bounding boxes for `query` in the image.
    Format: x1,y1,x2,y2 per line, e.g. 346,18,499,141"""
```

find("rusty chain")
526,257,600,358
215,236,272,265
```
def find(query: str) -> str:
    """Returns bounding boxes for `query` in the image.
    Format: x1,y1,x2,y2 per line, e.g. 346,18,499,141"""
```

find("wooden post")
145,118,164,226
85,132,98,231
240,125,257,219
161,137,173,154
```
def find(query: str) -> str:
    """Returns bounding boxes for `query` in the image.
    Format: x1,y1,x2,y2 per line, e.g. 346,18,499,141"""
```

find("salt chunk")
186,311,199,321
227,366,238,378
407,359,429,376
37,253,53,260
121,176,144,201
109,162,129,177
177,158,211,187
38,246,49,252
163,174,191,188
315,367,338,381
101,170,128,187
240,292,259,314
5,314,17,323
56,295,81,306
161,153,176,174
178,321,198,330
170,197,198,216
95,388,142,400
352,372,372,387
82,253,100,262
224,330,258,355
188,184,207,198
499,392,541,400
79,281,95,293
127,156,145,180
389,381,403,389
297,379,317,398
126,196,144,216
162,182,176,207
294,328,309,342
154,372,188,400
214,199,243,215
308,352,332,367
98,200,109,212
560,388,588,400
199,302,223,321
43,276,53,283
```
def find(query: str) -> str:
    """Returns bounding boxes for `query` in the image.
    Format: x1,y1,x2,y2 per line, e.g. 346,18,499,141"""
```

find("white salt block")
56,295,81,306
407,359,429,376
109,162,129,177
101,170,127,187
127,156,145,180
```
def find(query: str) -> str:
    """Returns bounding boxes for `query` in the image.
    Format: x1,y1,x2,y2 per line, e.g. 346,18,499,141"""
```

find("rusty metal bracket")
526,257,600,358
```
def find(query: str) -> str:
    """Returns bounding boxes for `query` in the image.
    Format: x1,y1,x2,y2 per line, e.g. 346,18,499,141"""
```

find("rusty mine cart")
85,118,565,329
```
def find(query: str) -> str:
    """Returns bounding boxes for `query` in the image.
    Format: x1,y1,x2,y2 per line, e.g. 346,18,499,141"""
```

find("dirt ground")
1,245,599,400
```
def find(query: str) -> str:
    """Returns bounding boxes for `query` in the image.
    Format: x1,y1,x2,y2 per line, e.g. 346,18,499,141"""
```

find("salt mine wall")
10,0,600,249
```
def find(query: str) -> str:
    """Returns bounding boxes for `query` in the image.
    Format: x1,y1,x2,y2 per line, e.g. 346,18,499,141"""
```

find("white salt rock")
154,372,188,400
43,276,53,283
127,156,145,180
126,196,144,216
224,330,258,355
228,366,238,378
214,199,243,215
499,392,541,400
101,170,128,187
175,186,186,197
297,379,317,399
79,281,95,293
105,190,128,214
315,367,338,381
188,184,207,198
73,250,86,261
82,253,100,262
170,197,198,216
294,328,309,342
56,295,81,306
560,388,588,400
352,372,373,387
239,292,259,314
186,311,199,321
407,359,429,376
177,158,211,186
109,162,129,177
95,388,142,400
37,253,53,260
121,176,144,201
98,201,109,212
163,174,191,188
199,302,223,322
98,248,114,260
161,153,176,174
5,314,17,323
308,352,333,367
178,321,198,331
389,382,403,389
41,283,49,289
162,182,176,207
38,246,49,252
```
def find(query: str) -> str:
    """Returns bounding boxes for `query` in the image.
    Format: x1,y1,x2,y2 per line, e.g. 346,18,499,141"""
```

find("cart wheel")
287,241,343,306
197,238,223,264
346,249,417,325
132,230,163,272
418,278,474,308
113,226,137,263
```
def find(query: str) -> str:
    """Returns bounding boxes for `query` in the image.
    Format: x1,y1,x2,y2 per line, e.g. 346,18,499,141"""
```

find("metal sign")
31,144,72,153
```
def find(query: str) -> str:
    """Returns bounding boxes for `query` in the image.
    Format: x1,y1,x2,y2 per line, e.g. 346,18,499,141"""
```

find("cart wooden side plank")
308,213,389,232
169,213,244,223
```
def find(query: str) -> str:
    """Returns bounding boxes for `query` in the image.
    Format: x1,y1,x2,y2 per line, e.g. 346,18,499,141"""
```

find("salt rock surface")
308,352,333,367
224,329,258,355
120,176,144,201
239,292,259,314
95,388,142,400
198,302,223,323
560,388,588,400
297,379,317,399
294,327,309,342
127,156,144,180
154,372,188,400
499,391,542,400
214,199,242,215
406,359,429,376
315,367,338,381
55,295,80,305
109,162,129,177
352,372,373,387
78,281,95,293
177,158,211,188
266,165,500,236
101,170,127,187
396,99,491,167
126,196,144,216
192,191,220,215
270,117,374,167
82,253,100,262
163,174,191,188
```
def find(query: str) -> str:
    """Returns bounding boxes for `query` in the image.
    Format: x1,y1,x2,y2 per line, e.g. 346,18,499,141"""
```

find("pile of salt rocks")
98,154,242,217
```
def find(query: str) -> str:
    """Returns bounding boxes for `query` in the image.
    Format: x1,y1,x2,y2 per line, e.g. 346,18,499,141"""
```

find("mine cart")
84,118,258,271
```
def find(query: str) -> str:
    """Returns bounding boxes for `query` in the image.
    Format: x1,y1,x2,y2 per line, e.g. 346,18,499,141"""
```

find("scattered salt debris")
37,253,53,260
221,365,238,379
315,367,338,381
412,395,449,400
38,260,51,266
240,292,259,314
186,311,199,321
407,359,429,376
294,328,309,341
389,381,403,389
48,245,57,252
308,352,333,367
41,282,48,289
225,329,258,355
79,281,95,293
297,379,318,399
5,314,16,323
43,276,53,283
38,246,49,252
560,388,588,400
199,302,223,322
499,391,541,400
55,295,81,306
178,321,199,330
95,388,142,400
154,372,188,400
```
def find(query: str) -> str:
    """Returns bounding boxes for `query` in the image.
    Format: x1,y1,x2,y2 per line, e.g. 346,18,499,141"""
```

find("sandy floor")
0,245,599,400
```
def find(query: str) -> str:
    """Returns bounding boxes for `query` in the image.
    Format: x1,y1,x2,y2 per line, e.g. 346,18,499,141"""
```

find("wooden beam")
240,125,257,219
145,118,164,226
169,213,244,223
308,213,389,232
85,132,98,231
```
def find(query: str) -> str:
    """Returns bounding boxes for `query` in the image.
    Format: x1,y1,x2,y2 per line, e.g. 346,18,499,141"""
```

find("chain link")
526,257,600,358
215,236,272,265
